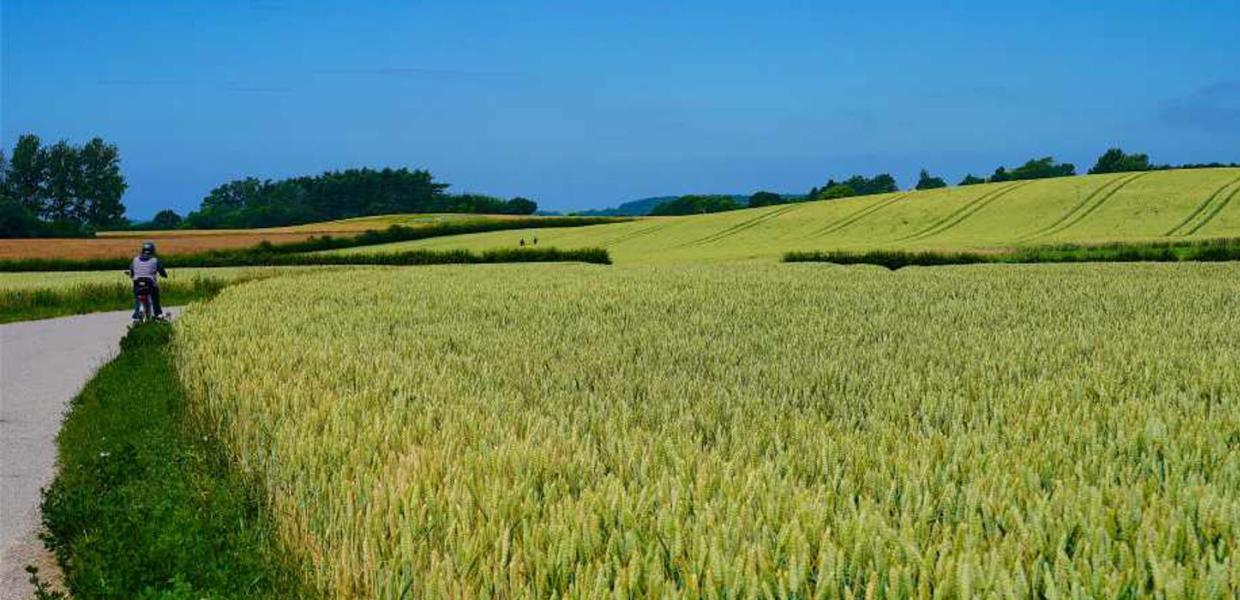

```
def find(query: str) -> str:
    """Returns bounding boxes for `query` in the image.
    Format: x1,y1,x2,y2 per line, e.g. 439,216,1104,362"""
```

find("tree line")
0,134,127,237
952,149,1240,187
168,169,538,230
650,195,745,215
650,147,1239,217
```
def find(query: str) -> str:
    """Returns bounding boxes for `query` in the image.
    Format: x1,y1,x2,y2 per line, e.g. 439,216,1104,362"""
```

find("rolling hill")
335,168,1240,264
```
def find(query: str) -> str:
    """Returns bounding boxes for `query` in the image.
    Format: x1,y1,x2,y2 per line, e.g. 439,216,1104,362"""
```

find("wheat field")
176,262,1240,598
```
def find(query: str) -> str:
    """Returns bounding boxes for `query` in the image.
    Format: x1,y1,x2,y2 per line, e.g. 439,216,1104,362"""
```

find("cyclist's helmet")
141,242,156,257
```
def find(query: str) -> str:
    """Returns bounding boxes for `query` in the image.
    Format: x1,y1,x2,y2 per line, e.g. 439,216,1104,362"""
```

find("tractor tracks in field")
682,202,805,247
1018,172,1147,242
602,221,671,246
892,181,1032,244
810,194,908,239
1164,174,1240,237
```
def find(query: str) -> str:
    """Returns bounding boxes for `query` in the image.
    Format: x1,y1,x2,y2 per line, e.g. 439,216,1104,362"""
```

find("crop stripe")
889,182,1023,243
811,194,907,238
1026,172,1148,240
1184,179,1240,235
1166,174,1240,236
1018,173,1137,242
905,181,1033,242
602,222,670,245
685,202,804,246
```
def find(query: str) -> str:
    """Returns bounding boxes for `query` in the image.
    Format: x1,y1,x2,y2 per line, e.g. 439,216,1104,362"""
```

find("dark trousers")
133,285,163,317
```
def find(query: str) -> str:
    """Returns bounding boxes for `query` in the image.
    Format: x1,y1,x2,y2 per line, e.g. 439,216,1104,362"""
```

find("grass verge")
0,246,611,272
39,322,310,599
784,237,1240,269
0,277,231,324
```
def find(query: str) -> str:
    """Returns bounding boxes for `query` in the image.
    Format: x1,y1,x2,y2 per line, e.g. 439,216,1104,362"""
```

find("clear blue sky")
3,1,1238,218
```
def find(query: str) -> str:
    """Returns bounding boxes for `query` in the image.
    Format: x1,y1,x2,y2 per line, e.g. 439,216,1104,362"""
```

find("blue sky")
2,1,1238,218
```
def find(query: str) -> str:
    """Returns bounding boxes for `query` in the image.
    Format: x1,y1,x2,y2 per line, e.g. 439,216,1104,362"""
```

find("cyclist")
126,241,168,319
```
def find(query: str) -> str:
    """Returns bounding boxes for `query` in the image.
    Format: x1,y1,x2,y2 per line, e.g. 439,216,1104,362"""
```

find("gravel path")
0,310,167,599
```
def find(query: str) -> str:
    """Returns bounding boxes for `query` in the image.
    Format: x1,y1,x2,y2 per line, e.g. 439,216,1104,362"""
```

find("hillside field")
340,169,1240,263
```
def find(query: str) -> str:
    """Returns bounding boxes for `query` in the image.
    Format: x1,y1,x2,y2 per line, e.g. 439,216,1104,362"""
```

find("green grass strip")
0,247,611,272
784,237,1240,269
39,322,312,598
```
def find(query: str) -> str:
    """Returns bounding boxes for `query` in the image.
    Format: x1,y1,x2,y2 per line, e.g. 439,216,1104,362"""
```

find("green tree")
0,150,10,208
810,174,894,199
502,197,538,215
991,157,1075,182
43,140,80,223
0,197,40,237
202,177,264,213
748,191,784,207
187,168,453,229
959,174,986,186
843,174,898,196
650,195,742,216
1089,148,1153,174
151,209,183,229
915,169,947,190
817,185,856,200
8,134,47,216
77,137,128,226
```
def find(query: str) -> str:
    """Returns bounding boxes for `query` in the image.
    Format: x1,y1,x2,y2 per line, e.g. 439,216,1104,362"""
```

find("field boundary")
1166,175,1240,236
810,194,908,238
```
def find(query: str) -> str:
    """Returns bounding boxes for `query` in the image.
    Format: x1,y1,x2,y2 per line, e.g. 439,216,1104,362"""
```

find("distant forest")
175,169,537,230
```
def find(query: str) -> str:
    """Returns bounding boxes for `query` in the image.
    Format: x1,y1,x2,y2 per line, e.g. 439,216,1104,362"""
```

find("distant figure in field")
519,238,525,247
532,236,538,246
126,241,168,318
